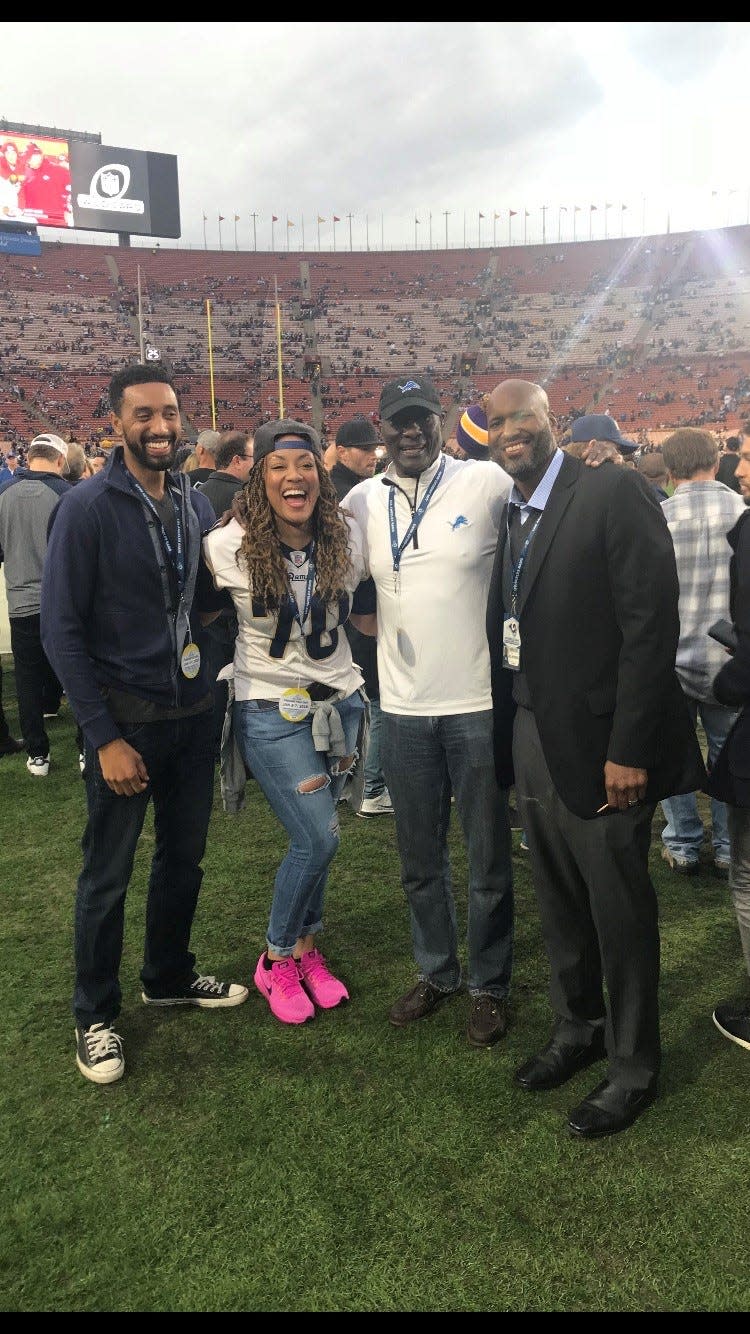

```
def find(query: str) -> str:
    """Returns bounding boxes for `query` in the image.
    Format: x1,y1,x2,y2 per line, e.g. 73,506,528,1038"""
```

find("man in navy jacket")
41,363,247,1086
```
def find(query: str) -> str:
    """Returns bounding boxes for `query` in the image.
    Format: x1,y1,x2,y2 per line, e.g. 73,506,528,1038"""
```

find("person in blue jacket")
41,362,247,1086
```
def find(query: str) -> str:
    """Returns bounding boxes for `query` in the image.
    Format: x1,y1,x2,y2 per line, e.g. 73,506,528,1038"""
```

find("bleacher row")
2,225,750,448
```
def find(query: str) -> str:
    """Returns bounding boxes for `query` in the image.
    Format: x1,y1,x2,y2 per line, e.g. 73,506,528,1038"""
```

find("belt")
250,683,339,711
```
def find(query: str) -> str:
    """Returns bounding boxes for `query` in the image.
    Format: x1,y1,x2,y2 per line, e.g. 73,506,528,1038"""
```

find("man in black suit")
716,435,742,494
485,379,706,1138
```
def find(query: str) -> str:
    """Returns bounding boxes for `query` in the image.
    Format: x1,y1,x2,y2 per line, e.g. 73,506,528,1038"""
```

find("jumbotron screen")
0,131,180,238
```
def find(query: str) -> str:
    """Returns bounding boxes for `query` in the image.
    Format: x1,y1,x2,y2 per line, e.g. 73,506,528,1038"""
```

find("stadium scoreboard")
0,126,180,238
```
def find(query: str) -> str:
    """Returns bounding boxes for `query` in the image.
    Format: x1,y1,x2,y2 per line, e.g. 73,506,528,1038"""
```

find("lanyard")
506,506,541,616
286,541,316,629
388,455,446,576
129,475,186,593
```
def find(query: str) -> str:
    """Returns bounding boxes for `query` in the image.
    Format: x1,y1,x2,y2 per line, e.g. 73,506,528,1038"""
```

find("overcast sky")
4,21,750,253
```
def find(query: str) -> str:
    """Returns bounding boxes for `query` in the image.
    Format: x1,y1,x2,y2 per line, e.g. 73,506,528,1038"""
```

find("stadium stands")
2,226,750,448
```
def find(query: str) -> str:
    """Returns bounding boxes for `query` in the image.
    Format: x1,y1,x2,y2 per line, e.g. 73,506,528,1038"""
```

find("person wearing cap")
41,363,248,1086
453,403,490,461
0,432,71,778
0,450,19,486
485,378,705,1138
202,419,371,1027
330,417,392,818
342,374,516,1049
567,412,639,461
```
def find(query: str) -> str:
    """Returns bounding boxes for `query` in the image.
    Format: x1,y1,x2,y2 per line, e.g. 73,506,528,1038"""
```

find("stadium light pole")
347,212,353,252
251,212,257,251
443,210,450,249
541,204,547,245
137,266,145,364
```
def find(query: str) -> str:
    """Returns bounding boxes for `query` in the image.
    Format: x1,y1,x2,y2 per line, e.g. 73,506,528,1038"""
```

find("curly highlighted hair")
232,455,354,608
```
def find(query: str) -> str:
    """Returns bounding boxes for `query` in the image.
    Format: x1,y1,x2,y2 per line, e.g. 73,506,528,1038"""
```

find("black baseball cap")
253,419,321,466
335,418,382,449
379,375,442,422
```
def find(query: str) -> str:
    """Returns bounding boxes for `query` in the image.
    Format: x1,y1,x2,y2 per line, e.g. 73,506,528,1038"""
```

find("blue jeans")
234,690,365,955
363,696,387,799
381,710,513,998
74,707,217,1027
661,696,738,865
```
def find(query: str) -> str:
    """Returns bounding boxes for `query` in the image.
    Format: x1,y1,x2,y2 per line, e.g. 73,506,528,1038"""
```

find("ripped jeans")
233,690,365,955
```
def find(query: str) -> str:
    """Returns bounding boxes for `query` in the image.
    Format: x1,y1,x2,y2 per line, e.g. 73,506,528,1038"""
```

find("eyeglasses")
382,411,435,435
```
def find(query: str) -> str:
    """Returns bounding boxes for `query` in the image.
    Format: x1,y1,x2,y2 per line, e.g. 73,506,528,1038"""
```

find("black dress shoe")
514,1030,606,1091
0,736,23,757
567,1078,658,1139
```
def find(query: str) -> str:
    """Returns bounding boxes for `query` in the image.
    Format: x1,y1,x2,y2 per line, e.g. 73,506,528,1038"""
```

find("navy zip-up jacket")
41,447,219,751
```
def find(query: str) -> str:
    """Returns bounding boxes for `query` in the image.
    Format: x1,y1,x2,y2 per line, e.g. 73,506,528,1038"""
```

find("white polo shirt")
343,453,512,715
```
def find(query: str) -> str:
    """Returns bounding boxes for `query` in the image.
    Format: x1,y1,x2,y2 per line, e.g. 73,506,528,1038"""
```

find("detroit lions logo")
449,515,469,531
397,380,422,394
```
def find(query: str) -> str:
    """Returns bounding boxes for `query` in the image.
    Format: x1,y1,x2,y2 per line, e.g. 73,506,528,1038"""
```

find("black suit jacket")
487,452,706,818
707,509,750,805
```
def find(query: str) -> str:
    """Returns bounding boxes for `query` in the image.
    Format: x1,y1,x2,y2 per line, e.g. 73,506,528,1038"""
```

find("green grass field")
0,662,748,1312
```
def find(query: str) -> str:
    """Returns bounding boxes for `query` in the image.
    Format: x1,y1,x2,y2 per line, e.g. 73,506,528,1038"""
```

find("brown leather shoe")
467,995,508,1047
388,979,456,1027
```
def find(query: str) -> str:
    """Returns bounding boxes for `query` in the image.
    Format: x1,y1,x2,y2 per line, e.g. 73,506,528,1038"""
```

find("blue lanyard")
129,475,186,593
506,506,541,616
388,456,446,574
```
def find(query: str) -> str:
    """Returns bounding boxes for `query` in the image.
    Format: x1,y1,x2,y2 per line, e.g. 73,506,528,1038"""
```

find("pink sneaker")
298,948,349,1009
253,953,315,1025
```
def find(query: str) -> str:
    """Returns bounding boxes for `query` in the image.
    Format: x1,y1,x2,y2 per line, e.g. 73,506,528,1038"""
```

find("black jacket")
487,452,706,815
196,469,244,519
707,509,750,804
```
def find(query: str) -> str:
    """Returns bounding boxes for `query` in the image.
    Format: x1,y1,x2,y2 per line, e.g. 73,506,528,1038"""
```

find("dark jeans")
0,657,13,743
382,709,514,997
74,707,216,1027
10,613,63,757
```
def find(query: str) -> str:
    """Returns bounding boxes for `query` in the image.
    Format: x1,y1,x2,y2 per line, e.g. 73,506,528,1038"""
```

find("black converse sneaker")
141,974,249,1008
75,1022,125,1084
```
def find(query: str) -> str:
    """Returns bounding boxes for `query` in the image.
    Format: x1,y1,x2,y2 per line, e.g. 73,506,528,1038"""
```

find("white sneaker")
79,753,86,774
26,754,50,777
357,790,395,818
